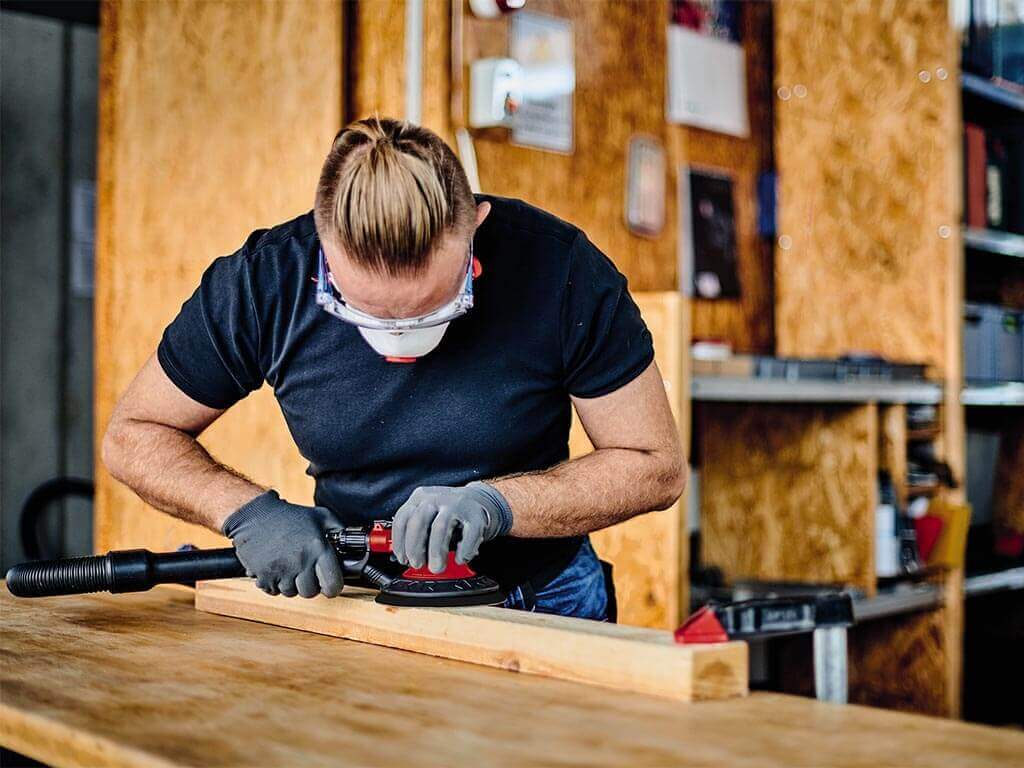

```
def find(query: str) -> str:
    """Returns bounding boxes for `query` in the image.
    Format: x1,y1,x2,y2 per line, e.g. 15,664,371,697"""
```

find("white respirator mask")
356,323,450,362
315,245,479,363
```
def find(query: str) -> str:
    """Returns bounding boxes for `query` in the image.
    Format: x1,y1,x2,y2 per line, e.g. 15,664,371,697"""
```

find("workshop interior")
2,0,1023,765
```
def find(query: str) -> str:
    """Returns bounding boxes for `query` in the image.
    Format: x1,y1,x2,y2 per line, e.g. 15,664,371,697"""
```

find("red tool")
327,521,504,606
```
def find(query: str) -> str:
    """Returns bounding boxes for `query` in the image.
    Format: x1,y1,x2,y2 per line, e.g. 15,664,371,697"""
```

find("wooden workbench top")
2,587,1021,767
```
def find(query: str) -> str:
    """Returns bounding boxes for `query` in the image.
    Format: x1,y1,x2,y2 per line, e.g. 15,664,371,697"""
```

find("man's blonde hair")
314,118,475,276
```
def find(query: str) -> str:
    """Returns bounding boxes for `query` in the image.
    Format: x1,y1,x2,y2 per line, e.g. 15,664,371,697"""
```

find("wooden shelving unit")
682,0,966,719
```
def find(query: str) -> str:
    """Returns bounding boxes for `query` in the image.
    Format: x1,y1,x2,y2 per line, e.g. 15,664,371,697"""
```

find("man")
102,118,685,621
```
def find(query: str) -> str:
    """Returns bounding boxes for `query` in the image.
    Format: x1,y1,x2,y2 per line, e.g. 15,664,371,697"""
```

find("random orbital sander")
5,521,504,608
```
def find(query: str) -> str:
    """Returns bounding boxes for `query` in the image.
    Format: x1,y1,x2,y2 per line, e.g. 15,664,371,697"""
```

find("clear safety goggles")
316,245,475,331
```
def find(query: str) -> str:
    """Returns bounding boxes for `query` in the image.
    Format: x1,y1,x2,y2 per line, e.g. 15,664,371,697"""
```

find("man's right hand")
222,490,345,598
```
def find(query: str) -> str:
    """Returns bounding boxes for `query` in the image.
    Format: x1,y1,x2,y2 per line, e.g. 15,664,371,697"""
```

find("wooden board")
773,0,958,369
699,403,878,595
572,292,690,629
683,0,776,353
195,578,743,703
5,588,1024,768
95,1,342,553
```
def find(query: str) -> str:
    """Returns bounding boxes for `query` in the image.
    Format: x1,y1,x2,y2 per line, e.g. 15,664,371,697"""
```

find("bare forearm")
491,447,686,538
102,418,264,533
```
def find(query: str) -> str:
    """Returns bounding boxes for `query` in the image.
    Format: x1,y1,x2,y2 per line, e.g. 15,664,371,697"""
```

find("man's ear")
474,201,492,230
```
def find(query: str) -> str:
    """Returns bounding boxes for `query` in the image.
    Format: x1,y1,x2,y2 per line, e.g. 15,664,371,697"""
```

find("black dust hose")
5,548,245,597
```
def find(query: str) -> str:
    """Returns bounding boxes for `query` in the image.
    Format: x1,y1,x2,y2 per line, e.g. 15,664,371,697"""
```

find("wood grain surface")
195,578,743,702
773,0,958,368
698,403,878,594
575,292,690,629
4,587,1023,768
95,0,342,552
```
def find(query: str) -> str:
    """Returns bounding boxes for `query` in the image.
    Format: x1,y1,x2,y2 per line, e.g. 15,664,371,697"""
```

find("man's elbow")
653,448,687,510
101,418,133,482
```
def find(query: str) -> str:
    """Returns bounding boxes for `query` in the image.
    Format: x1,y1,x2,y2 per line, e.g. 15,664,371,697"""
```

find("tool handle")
5,548,245,598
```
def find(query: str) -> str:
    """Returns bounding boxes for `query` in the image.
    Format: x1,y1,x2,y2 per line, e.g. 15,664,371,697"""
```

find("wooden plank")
575,292,690,629
699,403,878,595
95,0,342,553
5,588,1024,768
773,0,958,368
195,578,745,703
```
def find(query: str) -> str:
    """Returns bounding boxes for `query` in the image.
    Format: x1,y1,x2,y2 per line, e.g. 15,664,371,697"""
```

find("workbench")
2,588,1021,767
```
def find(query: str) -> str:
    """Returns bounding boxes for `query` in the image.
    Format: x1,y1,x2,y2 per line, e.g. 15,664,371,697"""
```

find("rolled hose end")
6,555,113,597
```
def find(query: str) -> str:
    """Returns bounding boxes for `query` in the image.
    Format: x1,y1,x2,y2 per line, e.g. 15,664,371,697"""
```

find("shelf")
961,72,1024,113
961,382,1024,406
963,227,1024,259
691,376,943,405
964,567,1024,598
853,582,943,622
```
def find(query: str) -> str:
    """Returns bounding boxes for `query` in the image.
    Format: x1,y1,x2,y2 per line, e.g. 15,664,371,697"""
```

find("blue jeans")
502,537,608,621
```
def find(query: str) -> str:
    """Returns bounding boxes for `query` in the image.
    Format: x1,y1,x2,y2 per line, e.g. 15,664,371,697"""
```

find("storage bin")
964,303,1023,382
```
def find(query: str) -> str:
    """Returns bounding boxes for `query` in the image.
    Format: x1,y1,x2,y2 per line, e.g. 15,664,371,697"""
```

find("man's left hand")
391,482,514,573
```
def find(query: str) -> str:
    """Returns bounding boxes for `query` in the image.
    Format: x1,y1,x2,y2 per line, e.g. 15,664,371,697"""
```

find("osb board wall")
348,1,677,291
348,0,405,123
773,0,958,369
347,0,453,139
462,0,677,292
570,292,689,629
699,403,877,595
682,0,775,353
95,0,342,552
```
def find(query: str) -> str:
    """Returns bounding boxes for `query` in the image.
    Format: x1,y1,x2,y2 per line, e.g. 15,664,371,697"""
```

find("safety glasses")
316,245,475,331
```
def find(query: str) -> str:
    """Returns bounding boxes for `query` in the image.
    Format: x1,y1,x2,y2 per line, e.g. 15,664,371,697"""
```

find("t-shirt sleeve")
157,247,264,410
560,234,655,398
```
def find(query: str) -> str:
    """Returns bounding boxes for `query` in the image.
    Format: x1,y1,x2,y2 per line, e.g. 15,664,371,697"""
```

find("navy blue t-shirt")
158,195,654,590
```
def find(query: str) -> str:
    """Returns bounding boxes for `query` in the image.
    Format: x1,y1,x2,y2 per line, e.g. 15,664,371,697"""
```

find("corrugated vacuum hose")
5,548,245,597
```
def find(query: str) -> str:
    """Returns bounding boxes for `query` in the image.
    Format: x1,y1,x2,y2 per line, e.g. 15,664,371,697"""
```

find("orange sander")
5,521,504,608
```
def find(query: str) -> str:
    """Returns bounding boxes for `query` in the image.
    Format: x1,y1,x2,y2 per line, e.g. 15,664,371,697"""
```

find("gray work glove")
391,482,514,573
222,490,344,598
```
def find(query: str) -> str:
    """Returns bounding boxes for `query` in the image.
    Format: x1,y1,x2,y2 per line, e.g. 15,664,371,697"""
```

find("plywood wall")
95,0,342,552
773,0,959,369
461,0,675,291
699,403,878,594
570,292,689,630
